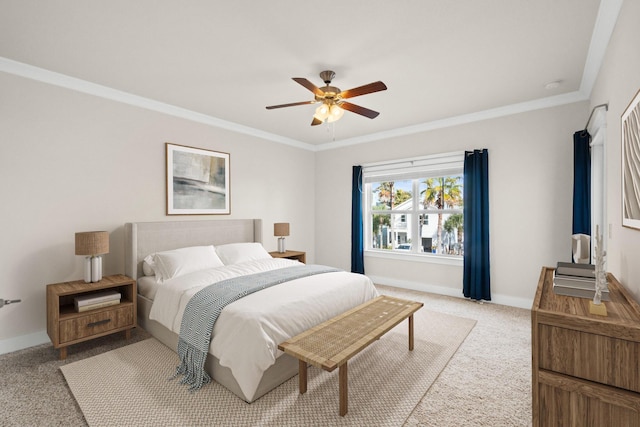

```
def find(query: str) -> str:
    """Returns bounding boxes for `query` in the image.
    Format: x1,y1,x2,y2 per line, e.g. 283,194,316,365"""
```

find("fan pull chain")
325,121,336,141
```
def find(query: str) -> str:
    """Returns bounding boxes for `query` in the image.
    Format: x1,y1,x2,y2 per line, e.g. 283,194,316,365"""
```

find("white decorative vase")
591,225,607,316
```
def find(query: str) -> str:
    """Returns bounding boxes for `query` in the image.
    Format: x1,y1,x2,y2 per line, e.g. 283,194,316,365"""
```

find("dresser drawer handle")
87,319,111,328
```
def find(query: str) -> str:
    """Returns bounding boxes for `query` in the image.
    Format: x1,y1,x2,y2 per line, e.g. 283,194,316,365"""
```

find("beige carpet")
61,308,475,426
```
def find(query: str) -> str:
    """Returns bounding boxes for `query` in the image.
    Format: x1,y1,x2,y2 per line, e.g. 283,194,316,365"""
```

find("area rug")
61,309,475,426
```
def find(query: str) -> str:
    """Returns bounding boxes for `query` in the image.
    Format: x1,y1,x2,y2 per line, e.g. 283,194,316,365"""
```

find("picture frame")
622,88,640,230
166,143,230,215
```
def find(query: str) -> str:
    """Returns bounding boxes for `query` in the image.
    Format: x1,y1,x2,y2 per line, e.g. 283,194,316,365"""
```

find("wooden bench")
278,295,423,416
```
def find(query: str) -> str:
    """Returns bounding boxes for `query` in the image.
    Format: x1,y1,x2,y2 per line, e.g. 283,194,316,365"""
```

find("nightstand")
269,250,306,264
46,274,137,359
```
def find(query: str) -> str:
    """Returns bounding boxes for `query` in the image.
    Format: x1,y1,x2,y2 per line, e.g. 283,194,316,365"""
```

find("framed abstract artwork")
166,143,230,215
622,88,640,230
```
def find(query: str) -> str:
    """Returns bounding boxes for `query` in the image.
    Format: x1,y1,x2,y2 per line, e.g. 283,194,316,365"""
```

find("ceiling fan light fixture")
327,104,345,123
314,103,330,121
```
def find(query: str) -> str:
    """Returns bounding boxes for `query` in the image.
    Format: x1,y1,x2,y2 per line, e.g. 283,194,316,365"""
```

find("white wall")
315,103,588,307
590,0,640,301
0,72,315,350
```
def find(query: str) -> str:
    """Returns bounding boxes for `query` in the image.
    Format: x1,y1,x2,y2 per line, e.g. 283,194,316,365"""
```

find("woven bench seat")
278,295,423,416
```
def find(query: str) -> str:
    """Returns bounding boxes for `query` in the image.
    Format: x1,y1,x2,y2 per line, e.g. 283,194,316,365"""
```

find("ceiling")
0,0,619,150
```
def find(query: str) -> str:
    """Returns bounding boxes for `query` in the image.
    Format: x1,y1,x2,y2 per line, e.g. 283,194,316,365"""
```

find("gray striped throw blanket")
174,264,340,391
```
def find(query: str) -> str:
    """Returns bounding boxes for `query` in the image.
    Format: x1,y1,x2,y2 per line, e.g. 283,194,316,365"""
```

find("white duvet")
148,258,378,401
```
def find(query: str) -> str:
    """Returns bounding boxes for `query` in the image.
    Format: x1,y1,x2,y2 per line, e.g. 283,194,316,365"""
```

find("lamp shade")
75,231,109,256
274,223,290,237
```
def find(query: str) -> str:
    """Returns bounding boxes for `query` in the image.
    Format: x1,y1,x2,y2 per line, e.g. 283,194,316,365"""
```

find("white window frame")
362,152,464,265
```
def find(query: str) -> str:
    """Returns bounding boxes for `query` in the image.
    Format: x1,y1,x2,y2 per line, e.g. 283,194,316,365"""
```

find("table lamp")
75,231,109,283
274,223,289,253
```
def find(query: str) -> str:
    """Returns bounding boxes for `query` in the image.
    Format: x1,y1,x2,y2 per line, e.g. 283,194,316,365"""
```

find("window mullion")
412,179,420,253
364,183,372,250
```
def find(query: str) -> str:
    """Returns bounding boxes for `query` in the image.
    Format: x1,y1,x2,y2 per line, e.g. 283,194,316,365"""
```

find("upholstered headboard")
124,219,262,280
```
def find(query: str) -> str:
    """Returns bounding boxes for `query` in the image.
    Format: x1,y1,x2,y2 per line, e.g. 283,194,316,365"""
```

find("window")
362,152,464,257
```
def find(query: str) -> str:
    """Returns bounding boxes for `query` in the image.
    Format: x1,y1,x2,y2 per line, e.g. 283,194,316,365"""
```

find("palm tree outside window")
421,176,463,254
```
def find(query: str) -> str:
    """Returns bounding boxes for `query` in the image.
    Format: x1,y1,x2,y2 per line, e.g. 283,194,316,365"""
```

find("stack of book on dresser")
553,261,609,301
74,290,121,312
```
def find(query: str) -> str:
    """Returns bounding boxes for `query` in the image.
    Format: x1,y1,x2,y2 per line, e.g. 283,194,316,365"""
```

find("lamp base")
83,256,103,283
83,257,92,283
91,255,103,282
278,237,286,253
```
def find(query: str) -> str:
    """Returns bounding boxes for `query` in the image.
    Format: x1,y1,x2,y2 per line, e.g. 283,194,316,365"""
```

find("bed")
124,219,378,403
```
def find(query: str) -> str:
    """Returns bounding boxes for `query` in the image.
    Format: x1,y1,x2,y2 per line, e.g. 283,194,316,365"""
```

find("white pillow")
146,245,224,283
215,242,271,265
142,257,155,276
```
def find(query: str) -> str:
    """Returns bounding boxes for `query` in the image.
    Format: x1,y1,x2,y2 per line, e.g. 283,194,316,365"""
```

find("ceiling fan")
265,70,387,126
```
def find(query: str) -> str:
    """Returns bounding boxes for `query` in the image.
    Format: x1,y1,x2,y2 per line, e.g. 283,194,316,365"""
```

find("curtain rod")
584,103,608,130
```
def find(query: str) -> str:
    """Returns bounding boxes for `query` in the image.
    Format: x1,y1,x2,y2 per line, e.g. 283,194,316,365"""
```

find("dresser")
531,267,640,426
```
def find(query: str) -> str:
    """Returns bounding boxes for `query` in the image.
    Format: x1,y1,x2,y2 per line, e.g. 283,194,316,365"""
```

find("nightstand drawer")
59,304,134,343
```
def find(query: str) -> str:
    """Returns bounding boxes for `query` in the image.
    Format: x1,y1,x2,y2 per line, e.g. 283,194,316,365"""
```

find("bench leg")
339,362,348,416
299,360,307,394
409,314,414,351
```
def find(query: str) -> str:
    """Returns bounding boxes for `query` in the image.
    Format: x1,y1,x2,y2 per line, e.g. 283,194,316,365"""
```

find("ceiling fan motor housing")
317,70,340,102
316,86,341,102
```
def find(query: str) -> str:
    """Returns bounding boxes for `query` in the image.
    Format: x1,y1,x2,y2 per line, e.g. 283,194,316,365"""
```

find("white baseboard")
0,330,49,356
368,275,533,310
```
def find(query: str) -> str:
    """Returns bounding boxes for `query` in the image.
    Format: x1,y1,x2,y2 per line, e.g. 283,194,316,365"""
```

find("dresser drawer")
538,324,640,393
59,304,134,344
538,377,640,427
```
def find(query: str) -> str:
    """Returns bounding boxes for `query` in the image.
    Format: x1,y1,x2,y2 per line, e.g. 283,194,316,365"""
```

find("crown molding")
0,55,595,153
579,0,624,96
0,56,314,151
314,91,589,151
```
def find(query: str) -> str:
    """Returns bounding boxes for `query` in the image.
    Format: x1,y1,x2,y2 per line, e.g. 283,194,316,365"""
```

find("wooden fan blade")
339,101,380,119
339,81,387,99
266,100,315,110
311,117,323,126
292,78,324,96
